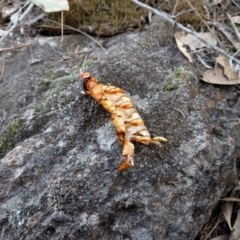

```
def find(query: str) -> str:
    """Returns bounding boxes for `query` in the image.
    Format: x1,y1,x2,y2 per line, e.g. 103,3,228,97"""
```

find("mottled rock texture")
0,16,238,240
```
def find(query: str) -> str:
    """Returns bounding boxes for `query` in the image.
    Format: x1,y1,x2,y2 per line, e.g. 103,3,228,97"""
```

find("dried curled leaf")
216,55,239,81
175,31,217,50
174,31,217,63
174,34,193,63
80,72,167,171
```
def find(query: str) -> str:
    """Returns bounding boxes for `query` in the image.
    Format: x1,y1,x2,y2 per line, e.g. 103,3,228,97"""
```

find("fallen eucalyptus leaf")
202,68,240,85
210,234,230,240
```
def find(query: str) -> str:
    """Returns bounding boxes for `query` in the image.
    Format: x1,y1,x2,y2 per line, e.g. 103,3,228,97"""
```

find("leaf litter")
198,139,240,240
173,1,240,85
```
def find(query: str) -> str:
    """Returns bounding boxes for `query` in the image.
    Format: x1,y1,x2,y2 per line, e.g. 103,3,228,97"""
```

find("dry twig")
0,41,34,52
208,21,239,50
0,109,6,125
232,0,240,8
226,12,240,42
0,3,34,45
0,57,5,82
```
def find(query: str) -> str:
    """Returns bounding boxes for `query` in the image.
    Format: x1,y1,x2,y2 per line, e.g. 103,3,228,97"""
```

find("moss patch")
46,0,148,36
36,69,78,113
0,118,23,159
82,60,93,69
42,0,206,36
163,68,195,91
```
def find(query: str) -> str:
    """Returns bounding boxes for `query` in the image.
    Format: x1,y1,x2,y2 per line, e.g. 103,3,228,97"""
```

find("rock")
0,16,238,239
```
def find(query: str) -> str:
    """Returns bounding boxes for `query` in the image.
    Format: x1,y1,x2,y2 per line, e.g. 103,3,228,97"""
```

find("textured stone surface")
0,16,238,240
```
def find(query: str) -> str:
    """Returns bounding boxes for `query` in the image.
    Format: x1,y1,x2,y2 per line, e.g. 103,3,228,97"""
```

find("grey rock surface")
0,16,238,240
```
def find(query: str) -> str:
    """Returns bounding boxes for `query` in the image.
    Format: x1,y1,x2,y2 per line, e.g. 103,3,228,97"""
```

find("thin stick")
0,3,34,45
0,57,5,82
61,11,64,42
184,0,218,41
131,0,240,66
0,109,6,125
208,21,239,50
0,41,34,52
47,20,106,51
172,0,179,16
226,12,240,42
203,215,224,240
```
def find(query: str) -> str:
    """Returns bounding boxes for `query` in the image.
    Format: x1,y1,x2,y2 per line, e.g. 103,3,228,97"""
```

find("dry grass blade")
207,21,240,51
226,13,240,43
229,209,240,240
222,201,233,231
221,198,240,202
47,20,106,51
198,214,226,240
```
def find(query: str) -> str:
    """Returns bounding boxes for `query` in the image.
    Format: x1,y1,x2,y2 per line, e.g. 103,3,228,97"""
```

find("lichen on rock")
163,67,196,91
0,118,23,159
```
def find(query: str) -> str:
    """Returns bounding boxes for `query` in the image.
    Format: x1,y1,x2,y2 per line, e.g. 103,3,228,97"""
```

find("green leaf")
30,0,69,13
